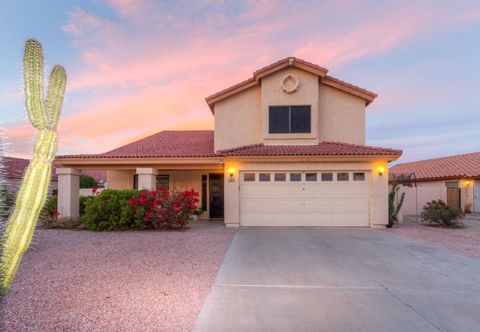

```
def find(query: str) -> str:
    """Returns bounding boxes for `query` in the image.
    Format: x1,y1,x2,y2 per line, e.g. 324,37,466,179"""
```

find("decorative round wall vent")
281,74,300,93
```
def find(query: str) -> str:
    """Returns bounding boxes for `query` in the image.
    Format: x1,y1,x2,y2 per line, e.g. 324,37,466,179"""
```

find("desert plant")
421,200,463,227
0,39,66,294
0,184,15,223
388,184,405,226
129,186,199,229
81,189,144,231
79,174,97,188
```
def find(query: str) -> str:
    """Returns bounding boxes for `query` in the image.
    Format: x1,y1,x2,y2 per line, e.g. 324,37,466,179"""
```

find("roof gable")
205,57,376,111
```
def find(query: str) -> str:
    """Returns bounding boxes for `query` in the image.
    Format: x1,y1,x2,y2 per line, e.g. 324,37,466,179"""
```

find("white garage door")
240,171,370,227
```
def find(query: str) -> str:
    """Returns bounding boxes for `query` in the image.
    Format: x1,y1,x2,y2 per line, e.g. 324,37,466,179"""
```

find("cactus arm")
46,65,66,129
23,39,48,129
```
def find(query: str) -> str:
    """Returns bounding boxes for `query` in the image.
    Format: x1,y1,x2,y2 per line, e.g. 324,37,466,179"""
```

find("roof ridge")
394,151,480,167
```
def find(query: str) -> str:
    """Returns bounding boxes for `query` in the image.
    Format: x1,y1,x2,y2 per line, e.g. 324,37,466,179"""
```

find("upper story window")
269,105,311,134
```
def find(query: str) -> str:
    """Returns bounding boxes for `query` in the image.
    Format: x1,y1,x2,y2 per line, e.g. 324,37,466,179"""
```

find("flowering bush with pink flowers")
129,186,200,229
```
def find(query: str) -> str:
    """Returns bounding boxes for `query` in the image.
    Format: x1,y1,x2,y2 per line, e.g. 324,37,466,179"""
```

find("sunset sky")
1,0,479,162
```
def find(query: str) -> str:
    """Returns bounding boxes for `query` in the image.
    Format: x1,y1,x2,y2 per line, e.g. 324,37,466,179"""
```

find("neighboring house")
391,152,480,216
2,156,58,195
55,57,402,227
1,156,106,196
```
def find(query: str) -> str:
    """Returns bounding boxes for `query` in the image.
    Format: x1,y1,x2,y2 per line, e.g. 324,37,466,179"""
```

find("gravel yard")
386,216,480,260
0,221,235,332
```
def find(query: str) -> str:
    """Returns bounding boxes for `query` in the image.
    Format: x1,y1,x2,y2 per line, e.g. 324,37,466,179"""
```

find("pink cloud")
5,0,480,157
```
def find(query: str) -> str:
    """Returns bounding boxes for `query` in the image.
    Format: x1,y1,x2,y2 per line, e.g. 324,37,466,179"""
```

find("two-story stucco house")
55,57,402,227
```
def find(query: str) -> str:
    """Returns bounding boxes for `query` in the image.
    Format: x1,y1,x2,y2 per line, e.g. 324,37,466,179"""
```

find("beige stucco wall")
214,86,261,152
213,67,367,151
224,158,390,228
318,84,365,145
261,68,319,145
398,179,475,217
107,170,135,189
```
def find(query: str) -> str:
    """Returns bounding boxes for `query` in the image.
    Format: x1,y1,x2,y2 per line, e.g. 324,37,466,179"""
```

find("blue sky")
1,0,479,163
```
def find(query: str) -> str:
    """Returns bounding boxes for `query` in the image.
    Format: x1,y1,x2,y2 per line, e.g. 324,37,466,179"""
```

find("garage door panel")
241,212,369,227
240,171,371,227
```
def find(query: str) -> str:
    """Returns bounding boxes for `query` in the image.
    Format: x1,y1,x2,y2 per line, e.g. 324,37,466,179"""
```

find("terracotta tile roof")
56,131,401,160
390,152,480,181
56,130,217,159
219,142,402,157
1,156,58,180
205,56,376,110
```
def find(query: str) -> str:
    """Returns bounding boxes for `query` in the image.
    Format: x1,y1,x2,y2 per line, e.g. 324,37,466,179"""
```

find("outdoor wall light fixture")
377,167,385,176
228,167,235,177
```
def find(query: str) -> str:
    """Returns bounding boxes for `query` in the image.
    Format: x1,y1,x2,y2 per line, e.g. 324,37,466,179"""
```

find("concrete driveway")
194,227,480,332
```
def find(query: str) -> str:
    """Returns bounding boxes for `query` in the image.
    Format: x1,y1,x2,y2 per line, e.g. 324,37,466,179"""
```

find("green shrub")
388,184,405,226
0,184,16,222
79,174,97,188
42,195,57,216
81,189,144,231
80,195,93,216
421,200,463,227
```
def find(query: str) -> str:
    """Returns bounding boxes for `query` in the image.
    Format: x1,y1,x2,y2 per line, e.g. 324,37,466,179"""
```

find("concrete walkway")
194,227,480,332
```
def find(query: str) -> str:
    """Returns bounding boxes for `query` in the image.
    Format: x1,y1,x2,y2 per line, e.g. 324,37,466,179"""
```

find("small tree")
421,200,463,227
79,174,97,188
388,184,405,226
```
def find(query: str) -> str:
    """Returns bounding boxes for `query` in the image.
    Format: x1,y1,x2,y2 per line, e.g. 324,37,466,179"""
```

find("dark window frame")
337,172,350,181
306,173,317,181
259,173,271,182
201,175,207,211
274,173,286,182
244,173,256,182
156,174,170,190
353,172,365,181
269,105,311,134
321,173,333,181
290,173,302,182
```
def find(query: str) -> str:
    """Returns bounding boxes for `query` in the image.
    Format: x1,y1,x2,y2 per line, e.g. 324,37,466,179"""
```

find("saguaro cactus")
0,39,66,293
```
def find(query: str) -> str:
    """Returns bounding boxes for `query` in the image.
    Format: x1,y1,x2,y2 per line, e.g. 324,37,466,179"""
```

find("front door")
447,187,461,209
209,174,224,218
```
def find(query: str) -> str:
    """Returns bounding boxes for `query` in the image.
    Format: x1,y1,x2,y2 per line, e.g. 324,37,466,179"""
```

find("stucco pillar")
136,168,158,190
56,168,81,219
224,159,240,228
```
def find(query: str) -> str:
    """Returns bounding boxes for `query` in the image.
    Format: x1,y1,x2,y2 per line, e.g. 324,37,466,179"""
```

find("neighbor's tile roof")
390,152,480,181
2,156,30,179
56,130,218,159
219,142,402,157
56,131,401,160
2,156,59,181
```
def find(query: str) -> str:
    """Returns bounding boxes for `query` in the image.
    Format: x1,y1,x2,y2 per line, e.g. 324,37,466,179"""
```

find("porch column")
136,168,158,190
56,168,81,219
